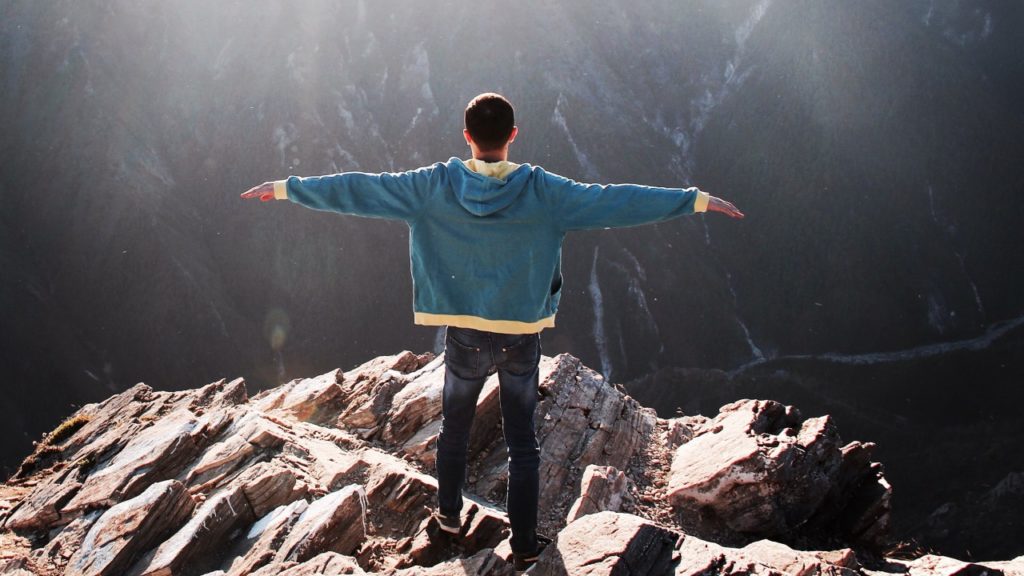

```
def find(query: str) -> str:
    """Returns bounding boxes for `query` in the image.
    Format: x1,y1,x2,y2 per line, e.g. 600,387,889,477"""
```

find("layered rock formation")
1,352,1020,575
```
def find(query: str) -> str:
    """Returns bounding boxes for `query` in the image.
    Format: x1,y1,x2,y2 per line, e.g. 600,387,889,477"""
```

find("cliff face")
2,0,1024,491
2,353,1020,575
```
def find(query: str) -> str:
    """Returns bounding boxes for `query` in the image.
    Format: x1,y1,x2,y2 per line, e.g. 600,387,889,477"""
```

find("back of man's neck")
473,155,506,163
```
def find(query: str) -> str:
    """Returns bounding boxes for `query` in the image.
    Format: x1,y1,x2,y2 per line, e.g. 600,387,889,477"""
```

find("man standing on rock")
242,92,743,570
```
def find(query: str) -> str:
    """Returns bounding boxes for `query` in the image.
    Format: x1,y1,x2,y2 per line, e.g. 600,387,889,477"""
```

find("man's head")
464,93,517,157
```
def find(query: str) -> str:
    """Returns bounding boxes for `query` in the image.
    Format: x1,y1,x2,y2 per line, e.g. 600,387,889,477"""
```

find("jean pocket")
445,330,484,379
499,334,540,376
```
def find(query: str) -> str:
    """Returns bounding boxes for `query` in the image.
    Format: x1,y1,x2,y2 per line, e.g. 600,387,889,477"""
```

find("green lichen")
44,414,90,446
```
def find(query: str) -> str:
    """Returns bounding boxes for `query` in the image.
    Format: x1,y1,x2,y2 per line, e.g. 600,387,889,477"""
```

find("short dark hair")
465,93,515,152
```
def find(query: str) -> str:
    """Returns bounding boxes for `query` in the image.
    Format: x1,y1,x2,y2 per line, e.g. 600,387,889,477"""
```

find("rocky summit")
1,352,1020,575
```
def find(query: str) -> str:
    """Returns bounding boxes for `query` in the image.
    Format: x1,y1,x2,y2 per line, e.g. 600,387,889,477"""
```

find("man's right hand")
240,182,276,202
707,196,744,219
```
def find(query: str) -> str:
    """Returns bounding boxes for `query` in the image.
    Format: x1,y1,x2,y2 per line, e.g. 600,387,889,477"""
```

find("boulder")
667,399,891,548
533,511,679,575
565,464,633,523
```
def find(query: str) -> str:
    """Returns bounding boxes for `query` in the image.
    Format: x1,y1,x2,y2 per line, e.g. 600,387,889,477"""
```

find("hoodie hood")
446,157,532,216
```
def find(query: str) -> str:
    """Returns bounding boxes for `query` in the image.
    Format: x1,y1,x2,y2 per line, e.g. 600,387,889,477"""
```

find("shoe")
433,511,461,535
512,534,551,572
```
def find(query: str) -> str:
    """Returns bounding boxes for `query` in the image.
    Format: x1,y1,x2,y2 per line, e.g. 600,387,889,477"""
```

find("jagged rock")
236,462,305,518
400,499,510,569
362,452,437,536
336,352,436,436
345,353,658,540
35,508,103,568
382,361,446,446
393,548,516,575
250,551,367,575
62,407,230,513
674,533,766,575
0,558,35,576
43,383,162,468
565,464,632,523
675,535,864,576
253,369,346,425
0,351,1013,575
540,511,866,576
4,471,82,531
273,485,367,563
130,485,255,576
226,499,310,576
533,510,679,575
294,436,365,492
892,554,1012,576
65,480,194,576
448,355,659,536
180,409,291,493
831,441,892,546
667,399,891,548
739,540,860,575
983,556,1024,576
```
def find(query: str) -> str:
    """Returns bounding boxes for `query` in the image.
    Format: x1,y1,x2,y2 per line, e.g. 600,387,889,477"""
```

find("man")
242,93,743,570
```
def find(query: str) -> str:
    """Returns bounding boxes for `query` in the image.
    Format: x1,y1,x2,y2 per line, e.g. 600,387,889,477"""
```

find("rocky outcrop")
0,351,1017,575
565,465,633,523
667,400,890,548
535,511,1019,576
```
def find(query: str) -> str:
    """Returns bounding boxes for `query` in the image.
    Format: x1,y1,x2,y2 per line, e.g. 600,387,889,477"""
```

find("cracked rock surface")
1,352,1018,575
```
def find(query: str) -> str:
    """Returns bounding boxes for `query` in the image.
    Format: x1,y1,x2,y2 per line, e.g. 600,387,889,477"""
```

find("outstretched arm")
240,165,440,221
543,169,744,231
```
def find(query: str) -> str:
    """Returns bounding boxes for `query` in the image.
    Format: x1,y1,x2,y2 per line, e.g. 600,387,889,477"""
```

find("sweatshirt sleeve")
542,170,709,231
274,164,439,222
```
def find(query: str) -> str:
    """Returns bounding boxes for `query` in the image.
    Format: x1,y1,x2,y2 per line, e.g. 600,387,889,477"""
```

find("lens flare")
263,308,291,352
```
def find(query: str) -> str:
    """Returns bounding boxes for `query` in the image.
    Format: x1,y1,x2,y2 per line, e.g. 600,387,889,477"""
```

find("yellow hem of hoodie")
414,312,554,334
273,180,288,200
695,190,710,213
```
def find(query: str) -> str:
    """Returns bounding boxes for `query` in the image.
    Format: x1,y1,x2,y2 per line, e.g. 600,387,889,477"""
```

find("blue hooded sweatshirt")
273,157,709,334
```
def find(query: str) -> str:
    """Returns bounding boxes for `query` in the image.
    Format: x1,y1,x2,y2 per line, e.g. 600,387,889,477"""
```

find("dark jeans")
436,326,542,554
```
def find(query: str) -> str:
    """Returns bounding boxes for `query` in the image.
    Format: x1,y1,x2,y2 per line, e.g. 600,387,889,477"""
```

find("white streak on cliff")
622,248,663,354
553,93,600,181
724,268,764,362
927,186,939,225
273,123,298,169
953,250,985,316
677,0,773,179
589,246,612,380
927,186,984,317
730,314,1024,375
